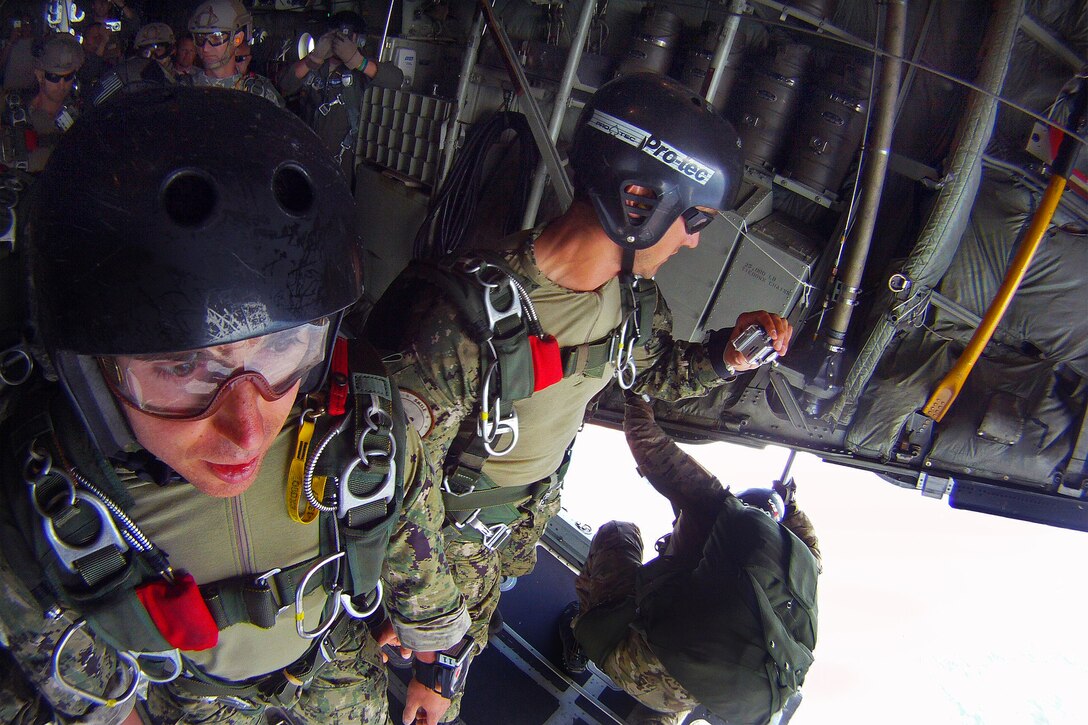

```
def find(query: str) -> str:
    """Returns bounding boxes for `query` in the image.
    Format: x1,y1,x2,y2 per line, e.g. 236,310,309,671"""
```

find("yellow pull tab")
286,414,326,524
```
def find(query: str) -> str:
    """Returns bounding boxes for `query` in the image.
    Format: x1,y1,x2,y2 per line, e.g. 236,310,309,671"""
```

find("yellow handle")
923,174,1068,421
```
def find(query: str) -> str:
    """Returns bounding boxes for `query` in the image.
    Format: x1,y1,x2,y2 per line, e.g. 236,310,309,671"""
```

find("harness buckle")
318,97,343,116
340,580,383,619
134,648,183,684
42,491,130,574
254,567,289,614
455,510,511,552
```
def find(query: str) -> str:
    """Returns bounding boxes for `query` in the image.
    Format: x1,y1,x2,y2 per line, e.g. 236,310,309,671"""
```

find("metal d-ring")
341,580,384,619
295,551,345,639
52,620,141,707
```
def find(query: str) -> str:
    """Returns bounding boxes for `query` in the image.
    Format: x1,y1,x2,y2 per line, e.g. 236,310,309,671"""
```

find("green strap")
441,482,536,512
200,557,322,631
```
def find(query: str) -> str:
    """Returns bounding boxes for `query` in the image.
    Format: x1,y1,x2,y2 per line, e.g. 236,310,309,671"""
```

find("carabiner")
612,312,639,390
52,620,141,707
295,552,345,639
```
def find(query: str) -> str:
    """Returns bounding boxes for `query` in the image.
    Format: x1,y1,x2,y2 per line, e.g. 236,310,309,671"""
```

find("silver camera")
732,324,778,367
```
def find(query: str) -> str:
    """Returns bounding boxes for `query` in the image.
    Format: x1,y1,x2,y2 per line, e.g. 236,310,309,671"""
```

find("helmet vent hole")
622,184,658,227
273,165,314,216
162,170,218,228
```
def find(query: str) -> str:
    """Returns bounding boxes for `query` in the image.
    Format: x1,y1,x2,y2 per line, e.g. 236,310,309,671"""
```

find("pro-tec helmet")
26,87,363,454
188,0,252,43
570,73,744,249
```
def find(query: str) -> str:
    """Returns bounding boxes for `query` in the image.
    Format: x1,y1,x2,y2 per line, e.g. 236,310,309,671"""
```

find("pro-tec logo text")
587,110,715,185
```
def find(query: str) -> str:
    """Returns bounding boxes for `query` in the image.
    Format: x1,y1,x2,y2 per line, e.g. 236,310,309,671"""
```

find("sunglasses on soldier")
44,70,77,83
193,31,231,48
98,319,331,420
681,207,716,235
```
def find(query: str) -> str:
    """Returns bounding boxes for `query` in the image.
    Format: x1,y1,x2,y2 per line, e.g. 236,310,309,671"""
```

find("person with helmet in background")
187,0,283,107
560,394,821,725
173,33,199,77
278,10,403,185
365,73,792,721
0,87,467,725
234,41,253,78
90,22,178,106
0,32,83,173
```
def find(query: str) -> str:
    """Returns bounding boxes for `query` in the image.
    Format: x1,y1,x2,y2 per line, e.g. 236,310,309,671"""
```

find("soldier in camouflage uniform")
0,33,83,172
0,88,466,725
185,0,283,107
567,395,822,725
367,74,792,720
277,11,404,185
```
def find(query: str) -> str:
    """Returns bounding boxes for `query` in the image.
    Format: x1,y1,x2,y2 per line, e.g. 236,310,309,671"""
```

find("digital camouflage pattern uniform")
188,69,285,107
373,232,740,719
0,399,467,724
572,396,822,725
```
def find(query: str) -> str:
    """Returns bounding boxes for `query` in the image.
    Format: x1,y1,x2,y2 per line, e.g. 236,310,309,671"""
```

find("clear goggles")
99,319,331,420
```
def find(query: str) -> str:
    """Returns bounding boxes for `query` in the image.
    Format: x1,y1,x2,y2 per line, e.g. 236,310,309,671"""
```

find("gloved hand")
773,477,797,509
309,31,336,63
332,32,365,69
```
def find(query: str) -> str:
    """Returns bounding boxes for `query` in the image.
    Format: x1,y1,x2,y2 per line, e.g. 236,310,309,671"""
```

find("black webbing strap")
200,557,324,631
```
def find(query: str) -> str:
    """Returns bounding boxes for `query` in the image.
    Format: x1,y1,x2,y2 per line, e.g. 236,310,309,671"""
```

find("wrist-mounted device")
412,636,475,698
732,324,779,367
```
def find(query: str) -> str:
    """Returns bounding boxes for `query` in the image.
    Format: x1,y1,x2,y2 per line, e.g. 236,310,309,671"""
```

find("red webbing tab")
327,337,350,416
530,334,562,392
24,129,38,152
136,572,219,651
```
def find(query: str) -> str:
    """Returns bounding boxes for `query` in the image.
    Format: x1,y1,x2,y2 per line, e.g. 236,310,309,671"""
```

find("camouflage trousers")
440,485,562,721
140,620,392,724
574,521,698,724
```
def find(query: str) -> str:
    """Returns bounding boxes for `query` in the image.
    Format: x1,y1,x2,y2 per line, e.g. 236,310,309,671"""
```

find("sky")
560,424,1088,725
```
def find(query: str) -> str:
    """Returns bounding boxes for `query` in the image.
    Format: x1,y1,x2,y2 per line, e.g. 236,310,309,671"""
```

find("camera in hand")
732,324,778,367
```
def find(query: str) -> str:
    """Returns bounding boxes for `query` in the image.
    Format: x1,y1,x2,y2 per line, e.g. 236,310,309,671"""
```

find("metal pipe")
822,0,907,346
831,0,1023,423
438,10,487,186
704,0,746,106
521,0,597,229
477,0,574,209
378,0,396,63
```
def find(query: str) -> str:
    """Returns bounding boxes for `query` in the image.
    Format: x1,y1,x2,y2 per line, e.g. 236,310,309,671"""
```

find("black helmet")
569,73,744,250
27,86,363,453
735,487,787,522
330,10,367,37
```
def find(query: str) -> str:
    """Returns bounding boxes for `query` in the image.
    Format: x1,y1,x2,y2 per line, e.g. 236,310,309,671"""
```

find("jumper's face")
122,377,298,497
195,30,238,72
106,322,329,497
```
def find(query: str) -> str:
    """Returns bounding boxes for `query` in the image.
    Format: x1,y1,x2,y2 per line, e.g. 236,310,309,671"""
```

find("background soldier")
0,87,466,725
563,395,822,725
0,32,83,173
278,11,403,186
90,22,178,106
187,0,283,107
367,73,792,721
